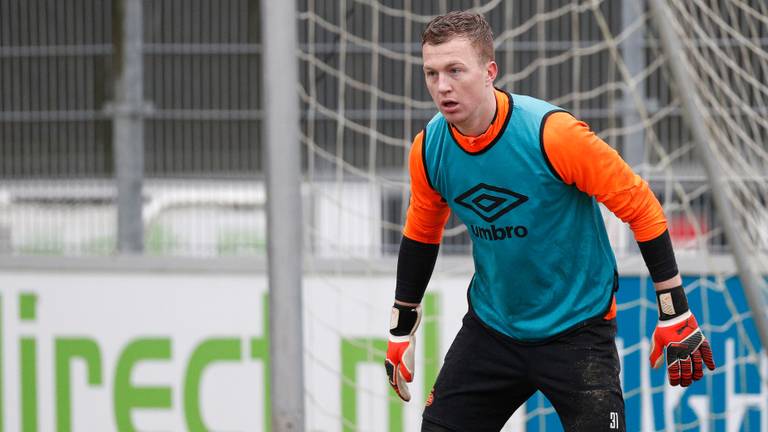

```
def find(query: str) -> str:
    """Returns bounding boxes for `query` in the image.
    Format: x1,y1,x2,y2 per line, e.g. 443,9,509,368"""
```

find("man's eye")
451,68,461,74
426,71,437,77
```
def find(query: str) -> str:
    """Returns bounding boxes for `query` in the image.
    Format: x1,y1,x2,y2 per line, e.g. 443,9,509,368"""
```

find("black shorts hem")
421,414,463,432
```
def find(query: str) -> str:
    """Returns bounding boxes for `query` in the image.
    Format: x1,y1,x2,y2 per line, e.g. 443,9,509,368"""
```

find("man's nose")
437,73,451,93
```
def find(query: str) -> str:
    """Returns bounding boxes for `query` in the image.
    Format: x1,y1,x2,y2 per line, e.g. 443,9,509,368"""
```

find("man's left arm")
639,233,716,386
542,111,716,387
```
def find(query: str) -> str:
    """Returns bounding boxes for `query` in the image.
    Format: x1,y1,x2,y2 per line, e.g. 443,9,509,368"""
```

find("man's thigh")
422,313,535,432
532,319,625,432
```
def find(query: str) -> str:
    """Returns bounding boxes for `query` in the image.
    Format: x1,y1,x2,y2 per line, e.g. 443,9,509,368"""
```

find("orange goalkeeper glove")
649,286,715,387
385,303,421,402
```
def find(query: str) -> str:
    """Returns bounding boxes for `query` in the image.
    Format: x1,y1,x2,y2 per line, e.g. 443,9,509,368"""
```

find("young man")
384,11,716,432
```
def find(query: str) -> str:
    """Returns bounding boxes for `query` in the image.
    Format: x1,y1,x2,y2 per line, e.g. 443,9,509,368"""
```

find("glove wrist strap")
390,303,421,336
656,285,689,321
657,310,692,327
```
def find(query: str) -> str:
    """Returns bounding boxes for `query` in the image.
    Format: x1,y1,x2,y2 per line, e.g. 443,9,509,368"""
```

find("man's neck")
453,88,498,137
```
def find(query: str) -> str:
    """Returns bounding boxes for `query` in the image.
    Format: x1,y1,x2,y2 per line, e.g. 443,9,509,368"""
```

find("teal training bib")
422,92,617,341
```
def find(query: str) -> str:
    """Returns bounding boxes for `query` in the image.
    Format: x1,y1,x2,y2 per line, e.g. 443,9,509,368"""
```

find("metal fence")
1,0,263,179
1,0,266,256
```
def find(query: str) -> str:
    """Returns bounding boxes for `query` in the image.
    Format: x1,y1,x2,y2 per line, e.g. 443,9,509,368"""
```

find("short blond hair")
421,11,494,63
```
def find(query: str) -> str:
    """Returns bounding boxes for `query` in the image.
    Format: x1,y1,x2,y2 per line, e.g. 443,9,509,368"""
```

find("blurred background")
3,0,765,259
0,0,767,431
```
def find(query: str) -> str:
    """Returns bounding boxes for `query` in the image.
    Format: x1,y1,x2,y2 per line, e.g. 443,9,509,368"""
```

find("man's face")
422,37,497,130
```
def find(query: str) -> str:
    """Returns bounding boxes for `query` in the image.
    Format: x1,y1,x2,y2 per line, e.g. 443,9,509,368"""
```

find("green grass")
145,225,179,255
217,230,266,256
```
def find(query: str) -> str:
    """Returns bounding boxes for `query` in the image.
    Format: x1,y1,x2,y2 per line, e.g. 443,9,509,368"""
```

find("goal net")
298,0,768,431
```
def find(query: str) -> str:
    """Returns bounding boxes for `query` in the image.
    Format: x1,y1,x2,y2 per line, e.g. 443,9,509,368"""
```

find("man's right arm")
397,129,450,304
386,130,450,401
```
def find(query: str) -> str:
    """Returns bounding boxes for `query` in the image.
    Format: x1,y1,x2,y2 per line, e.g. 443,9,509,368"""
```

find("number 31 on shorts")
610,412,619,429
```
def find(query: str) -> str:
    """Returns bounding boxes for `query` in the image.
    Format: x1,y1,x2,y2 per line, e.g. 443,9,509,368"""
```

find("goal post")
263,1,305,431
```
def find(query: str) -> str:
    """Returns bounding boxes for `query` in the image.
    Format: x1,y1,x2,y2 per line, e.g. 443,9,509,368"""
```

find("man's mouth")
441,100,459,111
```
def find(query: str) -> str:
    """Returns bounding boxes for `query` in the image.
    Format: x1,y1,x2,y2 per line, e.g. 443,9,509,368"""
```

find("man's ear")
486,61,498,86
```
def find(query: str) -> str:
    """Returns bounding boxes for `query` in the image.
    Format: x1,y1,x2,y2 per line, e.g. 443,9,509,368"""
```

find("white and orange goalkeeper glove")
385,303,421,402
650,286,715,387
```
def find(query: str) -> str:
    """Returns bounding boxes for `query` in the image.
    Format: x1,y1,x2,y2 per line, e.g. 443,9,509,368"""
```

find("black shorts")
422,313,625,432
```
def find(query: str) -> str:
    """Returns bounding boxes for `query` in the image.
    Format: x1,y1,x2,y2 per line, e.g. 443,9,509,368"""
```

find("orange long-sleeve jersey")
403,88,667,245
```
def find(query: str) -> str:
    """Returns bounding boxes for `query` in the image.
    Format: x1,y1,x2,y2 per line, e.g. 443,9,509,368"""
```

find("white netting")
665,0,768,257
299,0,767,431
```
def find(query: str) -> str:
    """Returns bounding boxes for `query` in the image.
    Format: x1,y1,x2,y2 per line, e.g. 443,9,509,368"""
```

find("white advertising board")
0,270,765,431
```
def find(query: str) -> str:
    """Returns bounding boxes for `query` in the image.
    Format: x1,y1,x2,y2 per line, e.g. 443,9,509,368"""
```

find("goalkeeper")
385,10,716,432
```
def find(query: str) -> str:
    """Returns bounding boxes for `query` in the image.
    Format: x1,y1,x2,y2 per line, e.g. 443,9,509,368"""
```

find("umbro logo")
454,183,528,223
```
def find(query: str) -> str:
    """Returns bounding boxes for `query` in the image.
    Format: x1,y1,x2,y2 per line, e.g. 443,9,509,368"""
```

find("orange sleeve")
402,131,450,244
542,112,667,242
